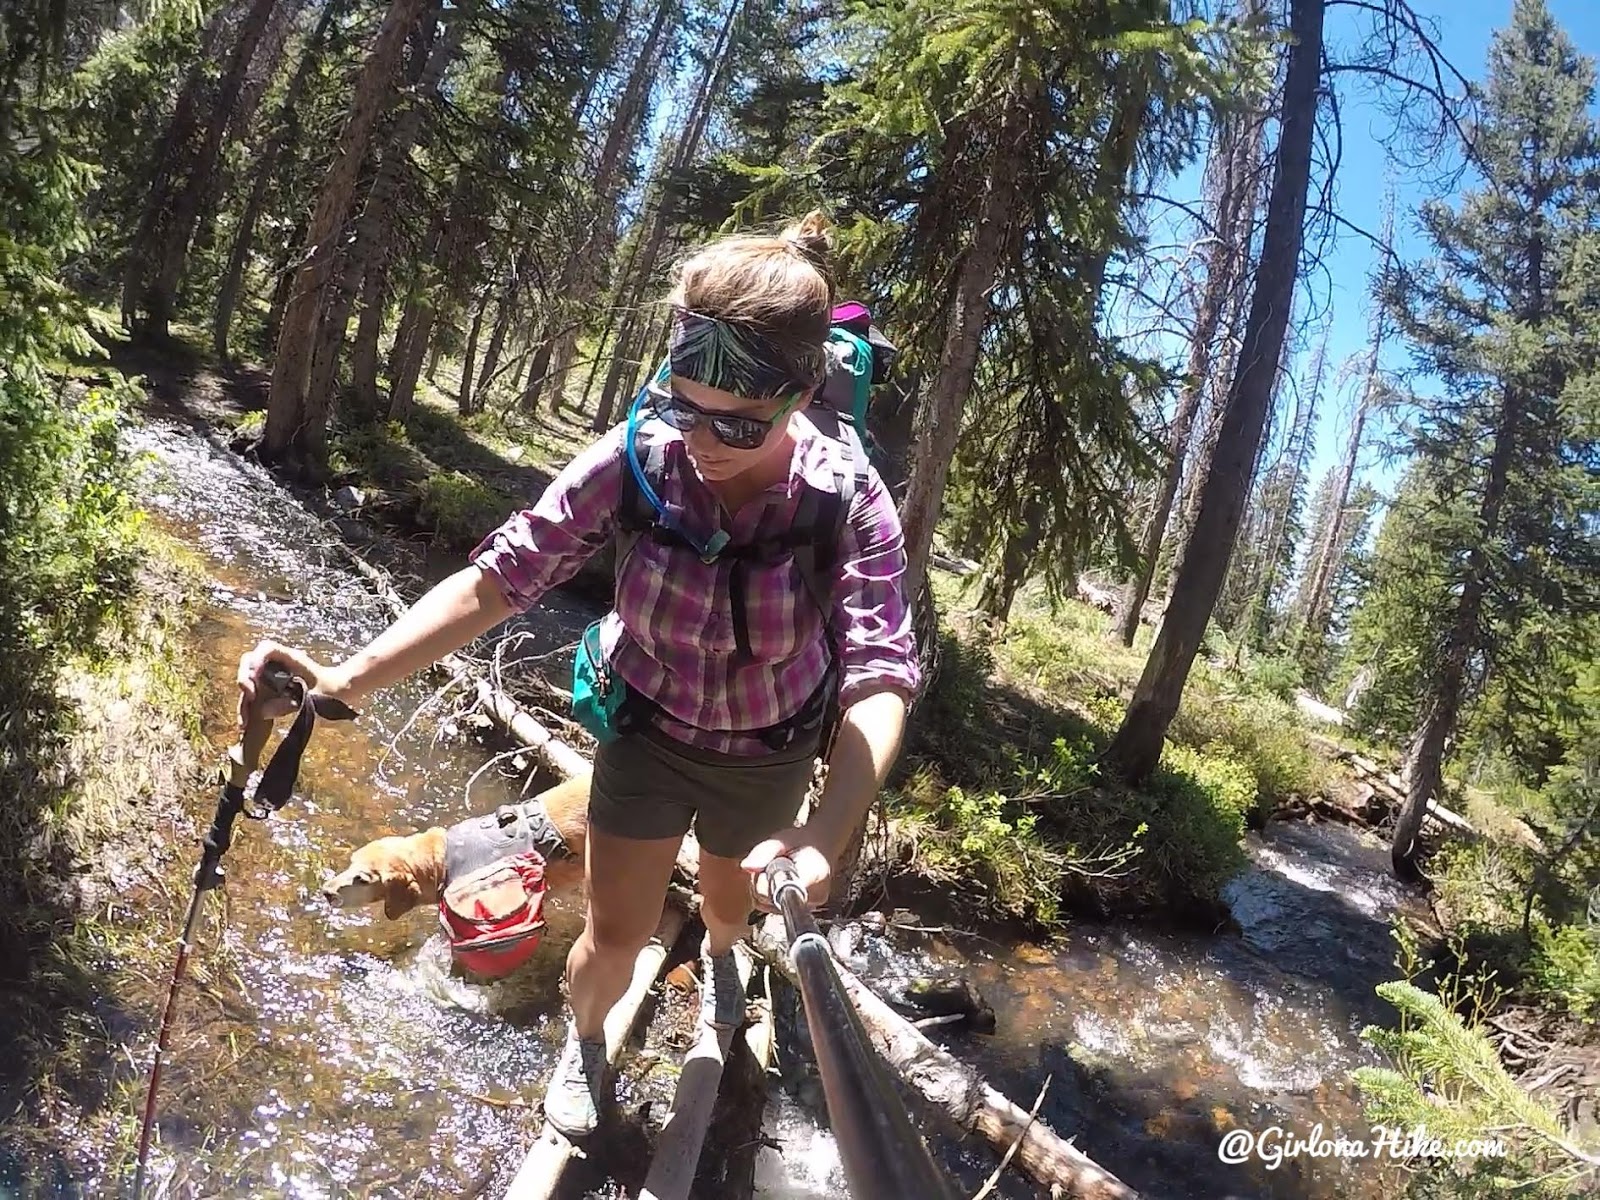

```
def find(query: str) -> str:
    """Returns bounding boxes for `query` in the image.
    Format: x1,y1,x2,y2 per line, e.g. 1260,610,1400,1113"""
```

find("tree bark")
898,83,1026,604
306,249,360,427
1104,0,1326,784
264,0,430,467
532,0,675,410
120,4,234,332
1392,383,1520,876
138,0,284,337
981,69,1146,626
589,0,740,424
1295,391,1370,649
214,0,342,361
456,289,489,414
386,286,434,419
349,253,390,417
334,0,466,423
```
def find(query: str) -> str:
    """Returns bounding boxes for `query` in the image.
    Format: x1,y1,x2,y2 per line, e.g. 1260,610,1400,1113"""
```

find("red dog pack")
439,851,548,978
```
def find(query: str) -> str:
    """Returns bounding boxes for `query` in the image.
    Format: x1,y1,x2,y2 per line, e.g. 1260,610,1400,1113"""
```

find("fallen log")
750,917,1138,1200
501,900,690,1200
335,541,592,782
639,943,759,1200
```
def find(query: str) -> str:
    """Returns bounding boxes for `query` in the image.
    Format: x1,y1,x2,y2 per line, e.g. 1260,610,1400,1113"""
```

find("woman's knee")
584,899,665,958
696,855,753,925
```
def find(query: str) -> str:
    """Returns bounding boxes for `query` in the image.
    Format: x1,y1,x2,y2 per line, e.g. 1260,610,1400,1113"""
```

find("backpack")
439,852,549,980
571,302,897,750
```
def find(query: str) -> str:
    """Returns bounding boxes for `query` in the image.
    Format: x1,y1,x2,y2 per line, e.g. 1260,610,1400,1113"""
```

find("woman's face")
670,375,808,483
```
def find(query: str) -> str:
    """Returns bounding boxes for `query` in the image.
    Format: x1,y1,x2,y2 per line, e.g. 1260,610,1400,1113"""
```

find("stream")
54,416,1424,1198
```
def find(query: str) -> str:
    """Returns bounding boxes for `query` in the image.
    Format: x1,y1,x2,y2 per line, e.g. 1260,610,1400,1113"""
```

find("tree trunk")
1392,386,1520,875
590,0,740,425
474,247,528,400
1161,95,1267,594
898,86,1025,604
457,289,489,415
1244,326,1327,648
387,288,435,419
1104,0,1325,785
329,0,466,424
262,210,308,351
306,250,360,427
980,70,1145,627
540,0,674,406
349,254,390,417
264,0,430,467
1296,400,1367,643
139,0,284,338
214,0,342,361
120,5,233,332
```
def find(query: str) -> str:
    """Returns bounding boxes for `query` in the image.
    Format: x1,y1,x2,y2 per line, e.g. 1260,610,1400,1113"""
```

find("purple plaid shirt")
471,413,920,756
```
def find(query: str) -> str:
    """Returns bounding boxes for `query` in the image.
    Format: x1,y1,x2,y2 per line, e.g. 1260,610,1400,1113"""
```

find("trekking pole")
133,664,355,1197
762,857,957,1200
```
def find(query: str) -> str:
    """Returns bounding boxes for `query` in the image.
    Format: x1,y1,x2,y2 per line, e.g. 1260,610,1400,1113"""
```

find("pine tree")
1105,0,1326,784
262,0,432,469
1112,0,1271,645
1387,0,1600,875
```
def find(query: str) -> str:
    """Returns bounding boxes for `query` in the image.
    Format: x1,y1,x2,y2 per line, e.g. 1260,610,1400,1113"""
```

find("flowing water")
36,416,1427,1198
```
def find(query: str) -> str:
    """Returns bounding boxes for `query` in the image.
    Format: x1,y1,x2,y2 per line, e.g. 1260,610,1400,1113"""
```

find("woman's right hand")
236,640,350,732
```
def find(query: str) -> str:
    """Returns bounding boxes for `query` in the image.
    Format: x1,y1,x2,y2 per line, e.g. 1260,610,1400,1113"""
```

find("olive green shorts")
588,725,819,860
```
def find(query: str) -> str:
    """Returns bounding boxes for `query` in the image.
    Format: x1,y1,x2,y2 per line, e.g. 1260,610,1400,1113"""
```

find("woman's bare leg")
565,824,682,1038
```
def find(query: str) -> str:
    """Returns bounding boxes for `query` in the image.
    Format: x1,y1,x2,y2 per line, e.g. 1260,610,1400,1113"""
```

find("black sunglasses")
645,379,801,451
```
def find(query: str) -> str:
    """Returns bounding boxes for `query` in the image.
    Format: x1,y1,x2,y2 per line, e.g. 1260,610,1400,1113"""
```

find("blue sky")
1245,0,1600,499
626,0,1598,511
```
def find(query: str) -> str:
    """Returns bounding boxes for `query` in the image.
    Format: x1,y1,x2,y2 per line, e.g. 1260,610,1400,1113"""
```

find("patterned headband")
667,307,825,399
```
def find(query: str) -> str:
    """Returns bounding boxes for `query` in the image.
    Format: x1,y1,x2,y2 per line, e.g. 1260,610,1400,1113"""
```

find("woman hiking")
236,211,920,1137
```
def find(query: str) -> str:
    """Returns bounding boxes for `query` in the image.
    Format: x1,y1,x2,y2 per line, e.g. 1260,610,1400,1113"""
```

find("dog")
323,772,590,919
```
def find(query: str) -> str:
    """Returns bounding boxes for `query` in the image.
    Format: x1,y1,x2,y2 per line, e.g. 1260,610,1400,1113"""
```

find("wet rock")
332,484,366,511
827,921,864,960
901,976,996,1034
333,516,373,545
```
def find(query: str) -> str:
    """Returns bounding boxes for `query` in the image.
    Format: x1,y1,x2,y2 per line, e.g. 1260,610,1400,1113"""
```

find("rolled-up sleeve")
471,426,624,612
833,468,921,707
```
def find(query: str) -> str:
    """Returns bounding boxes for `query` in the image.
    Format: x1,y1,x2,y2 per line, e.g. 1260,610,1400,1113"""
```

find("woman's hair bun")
781,209,833,276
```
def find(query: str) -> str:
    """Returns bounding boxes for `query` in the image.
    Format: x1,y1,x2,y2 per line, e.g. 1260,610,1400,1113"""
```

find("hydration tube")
625,364,729,562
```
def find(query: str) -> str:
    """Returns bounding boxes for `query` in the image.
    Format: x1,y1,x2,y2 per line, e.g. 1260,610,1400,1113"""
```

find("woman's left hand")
742,829,832,910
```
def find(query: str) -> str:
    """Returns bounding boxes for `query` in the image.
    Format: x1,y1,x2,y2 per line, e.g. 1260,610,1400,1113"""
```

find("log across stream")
88,417,1418,1200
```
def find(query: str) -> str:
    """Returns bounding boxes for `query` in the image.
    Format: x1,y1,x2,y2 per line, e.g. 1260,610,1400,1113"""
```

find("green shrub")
1137,742,1252,902
327,421,428,487
1171,688,1331,815
890,733,1260,921
891,769,1068,926
417,470,515,549
232,409,265,439
1245,653,1303,702
1528,921,1600,1023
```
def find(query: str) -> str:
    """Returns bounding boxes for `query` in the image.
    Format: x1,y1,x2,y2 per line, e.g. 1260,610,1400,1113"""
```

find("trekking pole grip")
763,855,808,908
763,856,818,946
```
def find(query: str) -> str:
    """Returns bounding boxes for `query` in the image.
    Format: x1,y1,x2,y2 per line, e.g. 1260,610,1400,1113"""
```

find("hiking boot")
544,1026,608,1138
700,935,745,1031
